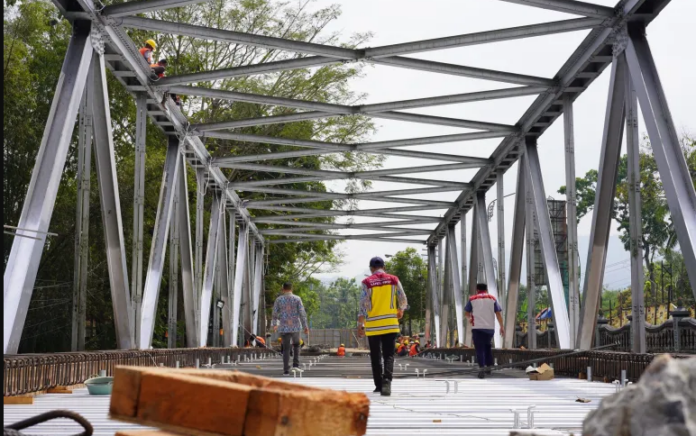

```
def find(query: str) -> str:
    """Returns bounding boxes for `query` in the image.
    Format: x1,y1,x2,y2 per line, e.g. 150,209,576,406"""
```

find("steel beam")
475,193,503,347
91,51,136,349
72,82,92,352
625,28,696,301
156,56,339,86
167,188,180,349
372,57,554,87
496,170,506,313
460,217,468,301
131,93,147,345
199,193,222,347
504,159,526,348
525,139,571,349
231,224,249,347
102,0,217,17
526,176,537,351
356,131,510,151
195,111,333,131
226,211,236,346
428,245,441,347
563,95,580,345
194,168,205,329
368,112,516,131
4,23,93,354
577,54,627,350
494,0,615,19
251,244,264,334
369,17,603,58
213,204,228,347
624,74,646,353
441,238,451,347
176,157,198,347
119,17,359,59
447,227,465,346
269,236,424,244
465,202,479,347
139,137,181,349
261,226,430,235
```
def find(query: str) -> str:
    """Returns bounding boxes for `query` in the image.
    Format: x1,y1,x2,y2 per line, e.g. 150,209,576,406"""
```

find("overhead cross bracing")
5,0,695,355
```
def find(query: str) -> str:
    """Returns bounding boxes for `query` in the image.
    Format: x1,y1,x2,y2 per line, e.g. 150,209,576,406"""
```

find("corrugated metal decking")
3,356,618,435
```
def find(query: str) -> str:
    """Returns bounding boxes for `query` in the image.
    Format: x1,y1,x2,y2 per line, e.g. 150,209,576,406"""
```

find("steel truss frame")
4,0,690,354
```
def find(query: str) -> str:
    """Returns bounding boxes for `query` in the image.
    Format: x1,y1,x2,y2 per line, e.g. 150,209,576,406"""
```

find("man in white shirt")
464,283,505,379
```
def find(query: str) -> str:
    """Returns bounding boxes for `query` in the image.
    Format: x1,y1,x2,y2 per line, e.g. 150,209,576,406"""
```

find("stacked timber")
110,366,370,436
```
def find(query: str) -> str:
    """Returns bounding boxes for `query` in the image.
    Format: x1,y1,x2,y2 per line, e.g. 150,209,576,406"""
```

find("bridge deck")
3,356,616,435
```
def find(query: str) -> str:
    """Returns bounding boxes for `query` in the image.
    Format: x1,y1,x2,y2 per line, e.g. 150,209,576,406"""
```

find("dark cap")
369,256,385,268
158,58,168,65
476,283,488,292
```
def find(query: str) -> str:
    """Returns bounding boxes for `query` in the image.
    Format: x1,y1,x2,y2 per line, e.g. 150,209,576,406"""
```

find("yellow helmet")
340,344,345,347
145,39,157,49
277,337,282,342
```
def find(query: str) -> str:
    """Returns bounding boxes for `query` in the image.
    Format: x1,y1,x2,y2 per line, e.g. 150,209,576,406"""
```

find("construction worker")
272,282,309,376
250,334,266,348
464,283,505,379
357,257,408,396
140,39,157,64
148,59,182,106
337,344,346,357
409,340,420,357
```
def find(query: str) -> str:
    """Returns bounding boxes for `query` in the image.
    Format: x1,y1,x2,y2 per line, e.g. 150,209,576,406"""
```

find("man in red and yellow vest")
357,257,408,397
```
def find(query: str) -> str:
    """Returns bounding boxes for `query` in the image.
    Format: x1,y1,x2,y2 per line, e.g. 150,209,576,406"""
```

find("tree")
558,136,695,285
384,248,428,331
310,278,360,329
3,0,382,352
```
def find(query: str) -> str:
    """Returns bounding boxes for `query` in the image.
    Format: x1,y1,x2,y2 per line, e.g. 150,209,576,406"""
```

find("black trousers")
368,332,398,389
472,329,494,368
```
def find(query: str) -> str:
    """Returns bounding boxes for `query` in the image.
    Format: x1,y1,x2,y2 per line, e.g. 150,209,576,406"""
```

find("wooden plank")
109,366,369,436
47,386,72,394
116,432,181,436
4,396,34,405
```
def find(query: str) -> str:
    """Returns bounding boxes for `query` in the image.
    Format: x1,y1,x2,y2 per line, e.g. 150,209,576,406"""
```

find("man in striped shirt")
464,283,505,379
357,257,408,396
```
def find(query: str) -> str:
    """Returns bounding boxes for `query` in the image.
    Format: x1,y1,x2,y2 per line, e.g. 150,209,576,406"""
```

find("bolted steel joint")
611,27,629,57
90,25,106,55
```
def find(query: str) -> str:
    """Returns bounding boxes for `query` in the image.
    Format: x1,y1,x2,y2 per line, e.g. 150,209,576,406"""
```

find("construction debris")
109,366,370,436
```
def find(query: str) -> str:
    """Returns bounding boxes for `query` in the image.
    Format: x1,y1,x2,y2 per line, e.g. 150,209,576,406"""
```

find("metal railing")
426,348,693,383
513,317,696,353
3,348,270,397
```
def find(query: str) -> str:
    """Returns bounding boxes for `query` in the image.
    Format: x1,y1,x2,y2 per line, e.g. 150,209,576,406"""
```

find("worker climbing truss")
4,0,694,359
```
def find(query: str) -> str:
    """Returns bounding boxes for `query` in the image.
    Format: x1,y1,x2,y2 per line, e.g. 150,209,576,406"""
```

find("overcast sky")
301,0,696,289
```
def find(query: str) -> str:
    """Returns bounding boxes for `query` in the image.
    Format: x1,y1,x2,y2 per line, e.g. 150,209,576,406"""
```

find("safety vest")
363,272,400,336
139,47,153,64
409,344,419,357
337,347,345,356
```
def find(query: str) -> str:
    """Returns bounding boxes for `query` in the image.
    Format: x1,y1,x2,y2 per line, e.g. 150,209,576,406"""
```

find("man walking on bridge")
358,257,408,396
272,283,309,376
464,283,505,379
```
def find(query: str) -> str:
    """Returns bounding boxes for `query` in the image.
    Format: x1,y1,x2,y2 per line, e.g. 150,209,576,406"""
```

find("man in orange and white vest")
357,257,408,396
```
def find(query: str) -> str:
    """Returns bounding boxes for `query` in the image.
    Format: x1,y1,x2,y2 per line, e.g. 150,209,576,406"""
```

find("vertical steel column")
244,238,255,339
231,224,249,347
176,158,197,347
625,73,646,353
217,211,231,346
440,237,451,347
563,95,580,345
131,93,147,343
526,180,538,351
167,192,179,349
465,203,479,347
72,81,93,352
4,23,93,354
427,245,441,347
625,29,696,299
139,136,181,348
577,54,627,349
525,139,572,349
438,241,444,316
226,211,236,346
475,193,503,347
91,51,134,349
194,169,206,331
447,226,465,346
461,217,468,294
212,200,225,348
497,170,506,313
199,193,222,347
252,244,265,334
504,159,526,348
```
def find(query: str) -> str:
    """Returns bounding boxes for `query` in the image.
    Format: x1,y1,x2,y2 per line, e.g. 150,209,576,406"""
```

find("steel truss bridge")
4,0,695,358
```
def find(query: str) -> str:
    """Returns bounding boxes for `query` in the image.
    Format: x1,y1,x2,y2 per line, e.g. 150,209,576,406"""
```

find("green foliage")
558,136,696,283
311,278,361,329
384,248,428,323
4,0,381,351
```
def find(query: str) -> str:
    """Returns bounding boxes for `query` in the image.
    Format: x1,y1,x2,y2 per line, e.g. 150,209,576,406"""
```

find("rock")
582,354,696,436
